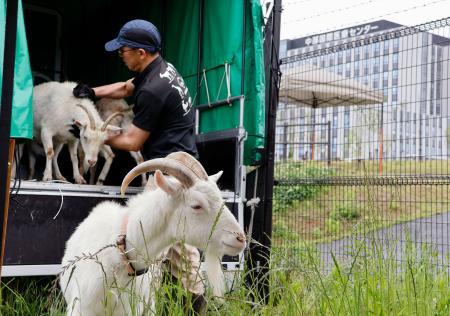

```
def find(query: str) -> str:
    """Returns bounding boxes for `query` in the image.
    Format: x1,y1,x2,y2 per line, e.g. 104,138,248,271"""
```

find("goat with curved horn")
76,103,96,130
101,112,124,131
61,148,246,315
166,151,208,180
120,155,200,195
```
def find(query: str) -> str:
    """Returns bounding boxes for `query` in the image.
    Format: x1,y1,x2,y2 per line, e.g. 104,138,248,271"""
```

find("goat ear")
69,124,81,139
154,170,181,195
144,174,157,191
73,120,85,128
209,170,223,183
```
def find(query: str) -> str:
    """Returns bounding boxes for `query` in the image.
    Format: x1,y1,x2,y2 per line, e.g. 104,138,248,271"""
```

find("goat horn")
101,112,123,132
120,158,197,195
76,103,96,130
166,151,208,181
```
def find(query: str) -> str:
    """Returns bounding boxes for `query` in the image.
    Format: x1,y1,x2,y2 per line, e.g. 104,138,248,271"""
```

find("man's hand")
73,82,96,102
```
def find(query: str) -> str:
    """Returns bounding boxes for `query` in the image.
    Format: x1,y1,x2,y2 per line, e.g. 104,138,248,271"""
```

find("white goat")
60,152,246,315
88,98,147,186
32,81,121,184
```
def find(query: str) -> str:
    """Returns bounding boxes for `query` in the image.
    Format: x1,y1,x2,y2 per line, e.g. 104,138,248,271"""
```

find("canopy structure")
279,62,384,166
279,63,383,107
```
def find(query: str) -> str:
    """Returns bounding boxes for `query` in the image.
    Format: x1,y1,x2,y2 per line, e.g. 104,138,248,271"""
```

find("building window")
392,53,398,70
346,49,352,63
383,55,389,72
354,61,360,77
337,51,343,64
373,73,380,89
345,63,351,78
373,42,380,57
363,75,369,86
363,59,369,75
364,45,370,59
373,58,380,73
355,47,361,61
436,100,441,115
392,69,398,86
406,139,410,155
392,87,398,102
393,38,399,53
337,64,343,75
332,143,337,158
383,87,388,104
383,72,389,87
383,40,390,55
422,34,429,46
344,108,350,127
329,55,335,66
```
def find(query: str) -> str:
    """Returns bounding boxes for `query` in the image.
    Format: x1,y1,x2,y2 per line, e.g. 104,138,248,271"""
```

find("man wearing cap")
73,19,198,160
73,19,205,314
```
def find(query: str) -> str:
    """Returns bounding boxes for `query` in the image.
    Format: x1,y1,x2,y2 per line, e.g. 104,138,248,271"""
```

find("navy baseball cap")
105,19,161,53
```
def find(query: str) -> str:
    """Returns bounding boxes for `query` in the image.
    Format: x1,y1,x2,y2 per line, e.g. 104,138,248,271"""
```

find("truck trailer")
0,0,281,295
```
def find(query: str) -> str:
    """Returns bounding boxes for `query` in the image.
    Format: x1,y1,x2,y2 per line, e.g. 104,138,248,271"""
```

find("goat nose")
236,234,246,243
88,160,96,167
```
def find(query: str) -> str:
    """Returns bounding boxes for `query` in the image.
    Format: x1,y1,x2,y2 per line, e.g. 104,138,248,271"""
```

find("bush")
330,203,361,220
273,163,333,213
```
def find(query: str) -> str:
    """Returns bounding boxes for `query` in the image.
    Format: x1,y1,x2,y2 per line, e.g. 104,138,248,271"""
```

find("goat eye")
191,205,202,211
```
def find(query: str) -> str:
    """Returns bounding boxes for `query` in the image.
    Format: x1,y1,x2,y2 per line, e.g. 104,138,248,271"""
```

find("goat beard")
203,251,225,300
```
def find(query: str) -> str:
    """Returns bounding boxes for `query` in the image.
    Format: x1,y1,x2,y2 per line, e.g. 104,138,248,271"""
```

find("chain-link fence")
274,17,450,270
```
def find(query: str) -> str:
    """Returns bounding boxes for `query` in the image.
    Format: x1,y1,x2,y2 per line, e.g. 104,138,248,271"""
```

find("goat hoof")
56,175,68,182
74,176,87,184
96,179,104,185
42,175,52,182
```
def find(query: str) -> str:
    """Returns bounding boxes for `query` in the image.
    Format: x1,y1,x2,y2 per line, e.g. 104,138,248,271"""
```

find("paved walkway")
317,211,450,272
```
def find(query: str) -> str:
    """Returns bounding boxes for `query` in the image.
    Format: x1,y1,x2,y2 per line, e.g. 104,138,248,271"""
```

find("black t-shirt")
132,56,198,160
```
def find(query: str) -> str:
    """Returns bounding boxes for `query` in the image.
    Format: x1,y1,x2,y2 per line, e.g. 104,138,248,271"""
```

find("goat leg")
89,165,97,185
26,143,36,180
41,129,54,182
68,140,86,184
11,143,24,179
96,144,115,185
52,143,68,182
77,145,86,175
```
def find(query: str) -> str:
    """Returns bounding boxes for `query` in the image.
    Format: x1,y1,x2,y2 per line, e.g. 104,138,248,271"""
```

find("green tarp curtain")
0,0,33,139
165,0,265,165
1,0,265,162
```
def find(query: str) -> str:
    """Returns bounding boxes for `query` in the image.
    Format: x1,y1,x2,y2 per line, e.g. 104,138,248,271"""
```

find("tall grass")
1,239,449,315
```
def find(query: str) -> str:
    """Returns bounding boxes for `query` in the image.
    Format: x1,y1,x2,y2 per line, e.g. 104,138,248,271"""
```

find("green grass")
279,159,450,177
273,160,450,244
1,159,448,314
1,240,449,315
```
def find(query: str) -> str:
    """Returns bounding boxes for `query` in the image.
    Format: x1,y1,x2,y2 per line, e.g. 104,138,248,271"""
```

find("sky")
280,0,450,40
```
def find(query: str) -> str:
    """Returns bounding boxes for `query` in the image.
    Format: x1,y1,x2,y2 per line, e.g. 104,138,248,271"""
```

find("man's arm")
93,78,135,99
106,124,150,152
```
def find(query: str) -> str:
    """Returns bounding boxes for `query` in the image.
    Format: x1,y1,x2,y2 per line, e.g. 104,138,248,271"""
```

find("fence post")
245,0,281,303
283,122,288,161
327,120,331,166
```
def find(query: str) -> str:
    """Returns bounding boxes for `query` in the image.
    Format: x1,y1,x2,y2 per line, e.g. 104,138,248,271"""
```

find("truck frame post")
0,0,19,277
